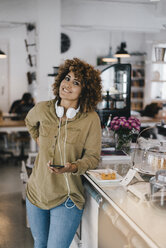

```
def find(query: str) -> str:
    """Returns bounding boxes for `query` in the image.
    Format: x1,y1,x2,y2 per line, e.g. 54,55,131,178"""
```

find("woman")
25,58,102,248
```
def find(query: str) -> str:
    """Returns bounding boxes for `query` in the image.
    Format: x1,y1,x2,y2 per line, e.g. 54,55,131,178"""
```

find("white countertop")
84,163,166,248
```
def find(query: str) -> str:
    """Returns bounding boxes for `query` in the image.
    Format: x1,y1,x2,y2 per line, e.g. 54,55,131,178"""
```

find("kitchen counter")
138,116,163,127
84,162,166,248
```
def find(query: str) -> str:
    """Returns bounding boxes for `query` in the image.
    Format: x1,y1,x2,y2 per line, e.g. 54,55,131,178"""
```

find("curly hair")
52,58,102,112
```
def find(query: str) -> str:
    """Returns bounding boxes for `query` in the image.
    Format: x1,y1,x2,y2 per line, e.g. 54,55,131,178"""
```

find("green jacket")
25,99,101,210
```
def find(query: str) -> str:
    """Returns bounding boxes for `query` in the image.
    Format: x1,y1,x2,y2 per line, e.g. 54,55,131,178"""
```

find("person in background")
9,99,21,114
140,102,162,118
140,102,163,139
9,92,35,120
25,58,102,248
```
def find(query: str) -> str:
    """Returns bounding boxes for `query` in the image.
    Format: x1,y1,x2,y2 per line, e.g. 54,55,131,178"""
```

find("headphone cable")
57,118,63,165
64,118,68,165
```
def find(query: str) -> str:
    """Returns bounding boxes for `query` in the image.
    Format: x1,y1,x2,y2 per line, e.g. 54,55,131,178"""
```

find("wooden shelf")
131,77,144,80
131,98,144,103
151,98,166,102
130,55,145,111
131,107,142,111
152,61,166,64
132,65,144,69
151,80,166,83
131,87,144,91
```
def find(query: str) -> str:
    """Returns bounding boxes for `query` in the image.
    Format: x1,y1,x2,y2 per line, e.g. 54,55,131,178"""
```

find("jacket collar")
48,98,88,123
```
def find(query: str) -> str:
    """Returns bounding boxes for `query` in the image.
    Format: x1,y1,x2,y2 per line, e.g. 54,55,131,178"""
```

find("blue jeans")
26,197,83,248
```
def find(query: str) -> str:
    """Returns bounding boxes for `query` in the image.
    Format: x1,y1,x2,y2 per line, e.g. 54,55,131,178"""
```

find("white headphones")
55,100,80,119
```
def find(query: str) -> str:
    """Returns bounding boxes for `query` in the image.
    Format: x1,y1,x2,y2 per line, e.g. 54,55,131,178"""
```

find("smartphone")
49,164,64,169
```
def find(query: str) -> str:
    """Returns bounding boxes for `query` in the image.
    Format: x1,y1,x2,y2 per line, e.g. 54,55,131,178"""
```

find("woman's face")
59,71,82,104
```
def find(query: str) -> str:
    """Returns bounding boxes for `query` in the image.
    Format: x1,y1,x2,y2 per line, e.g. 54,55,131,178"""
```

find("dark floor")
0,160,33,248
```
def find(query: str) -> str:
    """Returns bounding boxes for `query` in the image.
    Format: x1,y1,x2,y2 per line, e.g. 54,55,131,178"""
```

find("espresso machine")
96,63,131,126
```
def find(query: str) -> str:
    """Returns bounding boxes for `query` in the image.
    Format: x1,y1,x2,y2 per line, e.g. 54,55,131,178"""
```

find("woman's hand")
47,161,78,174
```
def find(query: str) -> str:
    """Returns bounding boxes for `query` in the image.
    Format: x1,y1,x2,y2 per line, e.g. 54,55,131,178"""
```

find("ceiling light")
102,47,117,63
0,49,7,59
114,42,130,58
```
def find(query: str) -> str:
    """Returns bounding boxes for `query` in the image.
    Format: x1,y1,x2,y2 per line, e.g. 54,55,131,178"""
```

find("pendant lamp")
102,47,117,63
0,49,7,59
114,42,130,58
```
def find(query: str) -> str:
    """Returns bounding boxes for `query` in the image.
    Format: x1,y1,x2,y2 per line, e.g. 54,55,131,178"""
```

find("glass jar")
149,170,166,209
141,150,166,174
115,133,132,152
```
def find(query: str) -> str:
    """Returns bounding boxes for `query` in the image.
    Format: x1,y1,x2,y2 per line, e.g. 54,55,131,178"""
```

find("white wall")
0,0,61,111
61,0,166,66
61,0,166,109
61,28,148,66
61,0,166,32
36,0,61,102
0,26,28,106
0,0,166,111
60,29,109,66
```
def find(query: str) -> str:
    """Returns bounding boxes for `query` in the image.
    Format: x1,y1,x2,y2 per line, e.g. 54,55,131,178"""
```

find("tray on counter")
87,169,122,184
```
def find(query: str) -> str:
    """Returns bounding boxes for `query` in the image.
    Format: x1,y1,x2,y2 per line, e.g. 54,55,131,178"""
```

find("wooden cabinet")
131,64,145,111
127,54,146,111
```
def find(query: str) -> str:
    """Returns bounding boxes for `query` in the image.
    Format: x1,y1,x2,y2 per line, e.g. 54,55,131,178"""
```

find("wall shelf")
151,98,166,102
152,61,166,65
131,86,144,92
130,55,145,111
131,98,144,103
131,77,144,80
148,42,166,102
132,65,144,69
151,80,166,83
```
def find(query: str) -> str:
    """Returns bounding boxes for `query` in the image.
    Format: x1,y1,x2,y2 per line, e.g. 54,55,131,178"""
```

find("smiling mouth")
63,88,71,93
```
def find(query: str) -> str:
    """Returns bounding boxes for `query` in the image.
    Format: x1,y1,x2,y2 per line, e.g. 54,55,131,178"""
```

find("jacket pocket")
65,128,80,144
39,121,51,137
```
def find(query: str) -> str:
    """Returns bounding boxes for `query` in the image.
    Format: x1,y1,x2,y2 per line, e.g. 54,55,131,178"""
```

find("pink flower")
136,120,141,125
131,122,137,127
128,116,136,120
135,125,140,131
111,120,116,125
110,116,140,134
124,123,131,129
114,125,120,131
120,121,126,127
124,122,129,127
113,117,119,120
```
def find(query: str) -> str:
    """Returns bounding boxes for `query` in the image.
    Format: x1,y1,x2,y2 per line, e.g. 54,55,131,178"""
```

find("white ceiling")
72,0,160,3
0,0,164,30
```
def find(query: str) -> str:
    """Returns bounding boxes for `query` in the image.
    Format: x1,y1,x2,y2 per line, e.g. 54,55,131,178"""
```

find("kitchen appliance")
96,63,131,126
150,170,166,209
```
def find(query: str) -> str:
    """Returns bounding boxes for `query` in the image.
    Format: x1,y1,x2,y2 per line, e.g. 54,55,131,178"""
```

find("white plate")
87,169,122,183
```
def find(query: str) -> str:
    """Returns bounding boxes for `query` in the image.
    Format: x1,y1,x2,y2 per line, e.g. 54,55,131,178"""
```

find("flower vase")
115,133,132,152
